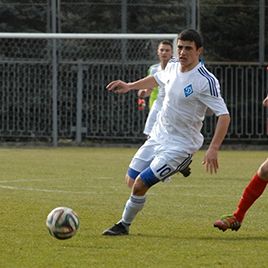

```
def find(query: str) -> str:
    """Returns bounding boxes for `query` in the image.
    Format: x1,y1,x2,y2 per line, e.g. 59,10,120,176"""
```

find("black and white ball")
46,207,80,240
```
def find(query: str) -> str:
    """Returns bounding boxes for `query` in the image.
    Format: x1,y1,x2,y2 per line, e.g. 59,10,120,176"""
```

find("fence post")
259,0,265,64
75,62,88,144
76,63,83,144
51,0,58,146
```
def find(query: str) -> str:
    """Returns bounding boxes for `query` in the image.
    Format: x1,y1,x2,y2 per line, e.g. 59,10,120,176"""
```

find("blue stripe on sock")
130,195,146,204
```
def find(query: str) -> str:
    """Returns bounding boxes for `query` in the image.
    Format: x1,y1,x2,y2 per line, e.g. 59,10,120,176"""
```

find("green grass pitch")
0,147,268,268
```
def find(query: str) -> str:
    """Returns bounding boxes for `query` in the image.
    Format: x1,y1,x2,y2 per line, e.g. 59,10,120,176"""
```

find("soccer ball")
46,207,80,240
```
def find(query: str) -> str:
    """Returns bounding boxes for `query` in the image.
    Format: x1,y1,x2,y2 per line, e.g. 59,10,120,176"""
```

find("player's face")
157,44,173,64
177,40,202,72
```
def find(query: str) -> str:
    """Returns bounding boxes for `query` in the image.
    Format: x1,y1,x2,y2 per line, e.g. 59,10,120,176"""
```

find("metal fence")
0,33,267,146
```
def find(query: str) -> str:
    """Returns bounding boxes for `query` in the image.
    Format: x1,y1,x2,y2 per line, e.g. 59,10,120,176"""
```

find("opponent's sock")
234,174,268,223
120,194,146,226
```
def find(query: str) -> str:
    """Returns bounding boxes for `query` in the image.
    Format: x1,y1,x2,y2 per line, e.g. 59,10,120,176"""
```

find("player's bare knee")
132,177,149,196
127,180,134,188
125,174,134,188
257,159,268,180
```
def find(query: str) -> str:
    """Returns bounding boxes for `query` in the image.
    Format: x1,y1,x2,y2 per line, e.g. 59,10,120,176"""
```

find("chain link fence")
0,34,267,146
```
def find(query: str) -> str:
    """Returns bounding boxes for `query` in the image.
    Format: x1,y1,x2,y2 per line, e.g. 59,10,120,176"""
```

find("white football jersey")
151,60,229,154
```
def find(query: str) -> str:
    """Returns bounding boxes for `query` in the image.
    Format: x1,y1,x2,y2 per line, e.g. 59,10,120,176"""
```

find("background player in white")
137,40,173,136
103,29,230,236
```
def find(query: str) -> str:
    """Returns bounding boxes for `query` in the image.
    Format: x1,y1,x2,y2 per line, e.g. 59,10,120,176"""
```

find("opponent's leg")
214,159,268,232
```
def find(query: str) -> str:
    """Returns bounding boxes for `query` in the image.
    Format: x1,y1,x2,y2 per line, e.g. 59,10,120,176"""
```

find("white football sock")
121,194,146,225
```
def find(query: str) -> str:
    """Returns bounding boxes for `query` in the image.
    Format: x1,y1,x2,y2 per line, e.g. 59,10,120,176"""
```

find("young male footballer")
103,29,230,236
214,95,268,232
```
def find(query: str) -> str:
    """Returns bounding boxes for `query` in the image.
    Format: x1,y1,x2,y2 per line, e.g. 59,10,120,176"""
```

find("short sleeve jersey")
151,60,229,154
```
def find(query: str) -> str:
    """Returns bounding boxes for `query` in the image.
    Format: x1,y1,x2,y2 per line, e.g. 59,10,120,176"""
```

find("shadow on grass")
127,233,268,241
199,235,268,241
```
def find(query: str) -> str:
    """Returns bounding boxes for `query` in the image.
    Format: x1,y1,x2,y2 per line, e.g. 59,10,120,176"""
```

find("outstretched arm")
202,114,230,174
106,76,158,94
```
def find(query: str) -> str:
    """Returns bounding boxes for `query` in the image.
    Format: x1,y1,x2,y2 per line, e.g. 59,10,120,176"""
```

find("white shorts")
129,137,192,182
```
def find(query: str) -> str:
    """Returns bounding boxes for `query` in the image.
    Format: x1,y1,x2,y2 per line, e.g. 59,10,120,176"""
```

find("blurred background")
0,0,267,146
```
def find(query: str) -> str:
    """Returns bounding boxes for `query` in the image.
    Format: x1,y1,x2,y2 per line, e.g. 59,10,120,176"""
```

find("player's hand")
138,89,147,98
202,148,219,174
106,80,130,94
138,88,153,98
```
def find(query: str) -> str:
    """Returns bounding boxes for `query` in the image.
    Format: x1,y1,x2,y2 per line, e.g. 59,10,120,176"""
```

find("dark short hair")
159,40,173,49
177,29,203,49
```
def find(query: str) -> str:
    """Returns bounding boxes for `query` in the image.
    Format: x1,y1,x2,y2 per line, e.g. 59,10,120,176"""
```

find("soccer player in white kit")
138,40,173,136
103,29,230,236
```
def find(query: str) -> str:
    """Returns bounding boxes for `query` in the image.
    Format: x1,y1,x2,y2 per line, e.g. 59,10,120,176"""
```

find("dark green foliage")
0,0,48,32
0,1,267,60
200,0,261,61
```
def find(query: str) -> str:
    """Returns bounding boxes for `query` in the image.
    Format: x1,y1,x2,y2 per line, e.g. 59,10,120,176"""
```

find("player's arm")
202,114,230,174
106,76,158,94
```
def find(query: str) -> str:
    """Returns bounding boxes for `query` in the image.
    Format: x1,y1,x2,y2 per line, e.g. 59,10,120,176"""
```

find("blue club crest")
184,84,193,97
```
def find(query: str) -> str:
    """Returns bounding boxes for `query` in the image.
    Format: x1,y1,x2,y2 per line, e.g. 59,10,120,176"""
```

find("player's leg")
119,158,170,231
110,165,165,236
125,138,156,188
125,174,135,188
102,175,151,236
258,158,268,179
233,158,268,221
102,149,192,236
102,139,155,235
214,158,268,232
119,151,192,229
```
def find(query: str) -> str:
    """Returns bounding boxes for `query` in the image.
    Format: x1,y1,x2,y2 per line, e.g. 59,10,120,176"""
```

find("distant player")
103,29,230,236
214,95,268,232
137,40,173,136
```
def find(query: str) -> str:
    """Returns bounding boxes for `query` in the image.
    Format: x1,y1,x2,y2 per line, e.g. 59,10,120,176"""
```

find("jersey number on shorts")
156,164,172,178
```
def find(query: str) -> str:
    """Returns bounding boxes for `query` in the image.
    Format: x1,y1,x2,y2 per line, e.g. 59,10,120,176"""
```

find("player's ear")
197,46,203,57
198,46,203,54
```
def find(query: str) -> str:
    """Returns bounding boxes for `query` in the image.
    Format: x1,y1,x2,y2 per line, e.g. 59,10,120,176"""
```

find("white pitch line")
0,179,47,183
0,183,232,198
0,175,118,194
0,177,113,183
0,185,96,194
0,184,101,195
